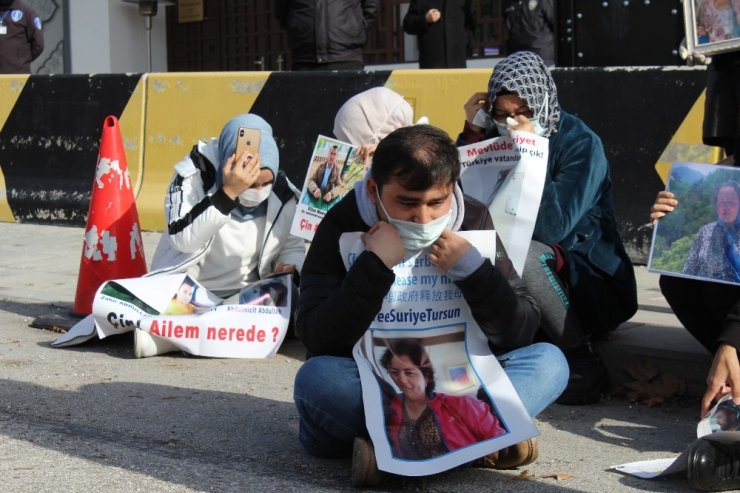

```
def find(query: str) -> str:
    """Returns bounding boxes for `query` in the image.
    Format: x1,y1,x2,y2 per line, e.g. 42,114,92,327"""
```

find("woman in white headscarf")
333,86,415,162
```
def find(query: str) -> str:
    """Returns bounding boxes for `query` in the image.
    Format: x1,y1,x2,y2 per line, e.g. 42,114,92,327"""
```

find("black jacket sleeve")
295,194,395,357
402,0,430,35
719,299,740,350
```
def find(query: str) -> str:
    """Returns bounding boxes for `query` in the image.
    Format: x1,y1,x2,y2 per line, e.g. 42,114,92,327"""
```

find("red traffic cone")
73,115,147,315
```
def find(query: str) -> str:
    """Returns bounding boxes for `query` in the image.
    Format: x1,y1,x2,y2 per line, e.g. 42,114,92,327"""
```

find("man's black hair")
371,124,460,192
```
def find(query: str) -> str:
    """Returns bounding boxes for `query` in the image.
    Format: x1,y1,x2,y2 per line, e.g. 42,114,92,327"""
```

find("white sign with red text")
458,132,548,275
54,273,291,359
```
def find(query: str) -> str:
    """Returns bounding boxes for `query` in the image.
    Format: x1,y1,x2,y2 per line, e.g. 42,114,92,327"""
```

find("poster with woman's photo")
683,0,740,57
290,135,366,241
342,231,537,477
648,162,740,286
53,273,293,358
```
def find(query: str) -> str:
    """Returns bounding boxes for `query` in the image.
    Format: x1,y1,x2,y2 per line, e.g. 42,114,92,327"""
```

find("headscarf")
487,51,560,138
215,114,279,220
333,87,414,145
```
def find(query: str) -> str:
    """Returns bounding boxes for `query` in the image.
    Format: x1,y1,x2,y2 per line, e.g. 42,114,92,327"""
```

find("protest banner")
53,273,292,359
344,231,537,477
290,135,365,241
648,162,740,287
458,132,548,275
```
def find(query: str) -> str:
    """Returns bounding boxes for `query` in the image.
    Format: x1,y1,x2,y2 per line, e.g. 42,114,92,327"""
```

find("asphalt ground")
0,222,712,492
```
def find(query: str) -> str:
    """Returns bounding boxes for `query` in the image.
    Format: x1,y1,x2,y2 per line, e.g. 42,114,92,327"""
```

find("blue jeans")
293,342,568,458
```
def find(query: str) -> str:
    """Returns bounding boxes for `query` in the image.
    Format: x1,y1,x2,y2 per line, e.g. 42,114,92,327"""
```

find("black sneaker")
687,433,740,491
556,349,609,405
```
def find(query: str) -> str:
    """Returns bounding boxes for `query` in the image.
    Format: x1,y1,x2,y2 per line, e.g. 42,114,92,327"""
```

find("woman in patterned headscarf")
458,51,637,405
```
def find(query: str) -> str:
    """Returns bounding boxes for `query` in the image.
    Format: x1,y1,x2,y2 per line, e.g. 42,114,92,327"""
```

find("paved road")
0,222,705,492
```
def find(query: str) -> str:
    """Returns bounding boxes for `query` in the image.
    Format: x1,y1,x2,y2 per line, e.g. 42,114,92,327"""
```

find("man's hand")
428,229,471,273
464,91,489,130
222,152,261,199
425,8,441,23
701,343,740,417
323,191,333,202
679,37,712,67
650,191,678,222
362,222,405,268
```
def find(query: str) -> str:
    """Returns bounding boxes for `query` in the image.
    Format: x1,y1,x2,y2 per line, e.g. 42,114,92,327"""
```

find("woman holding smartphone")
139,113,305,357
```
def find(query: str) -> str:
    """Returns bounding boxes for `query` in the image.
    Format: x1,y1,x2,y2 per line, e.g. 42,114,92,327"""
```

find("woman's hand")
464,91,489,130
363,222,405,268
273,262,296,275
508,114,536,134
429,229,471,273
222,152,261,199
649,191,678,222
702,343,740,417
356,144,377,164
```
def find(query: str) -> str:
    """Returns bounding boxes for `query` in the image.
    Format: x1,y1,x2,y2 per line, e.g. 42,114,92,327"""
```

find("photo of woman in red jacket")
379,338,506,460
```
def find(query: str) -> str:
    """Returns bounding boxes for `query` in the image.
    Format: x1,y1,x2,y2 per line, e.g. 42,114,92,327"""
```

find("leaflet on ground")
458,132,548,276
290,134,366,241
648,162,740,287
52,273,292,358
612,396,740,479
345,231,537,477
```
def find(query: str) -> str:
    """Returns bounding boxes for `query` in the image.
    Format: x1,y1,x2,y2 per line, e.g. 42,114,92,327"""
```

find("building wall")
66,0,168,73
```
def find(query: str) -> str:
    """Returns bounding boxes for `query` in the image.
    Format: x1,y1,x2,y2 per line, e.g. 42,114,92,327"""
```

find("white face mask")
376,189,451,252
239,184,272,208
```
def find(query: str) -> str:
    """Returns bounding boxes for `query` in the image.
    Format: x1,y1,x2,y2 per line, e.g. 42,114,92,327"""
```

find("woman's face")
386,355,427,402
716,186,740,224
491,93,533,123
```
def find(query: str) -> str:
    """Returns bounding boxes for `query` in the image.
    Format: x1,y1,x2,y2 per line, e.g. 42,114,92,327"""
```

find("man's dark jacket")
274,0,378,66
296,189,540,359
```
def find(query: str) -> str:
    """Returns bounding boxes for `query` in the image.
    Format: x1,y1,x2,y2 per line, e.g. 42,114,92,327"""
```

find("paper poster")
648,162,740,287
344,231,538,477
53,273,292,359
612,396,740,479
290,135,365,241
458,132,548,276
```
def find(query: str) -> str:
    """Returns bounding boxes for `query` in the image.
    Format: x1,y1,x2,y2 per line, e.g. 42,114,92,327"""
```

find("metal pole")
145,15,152,72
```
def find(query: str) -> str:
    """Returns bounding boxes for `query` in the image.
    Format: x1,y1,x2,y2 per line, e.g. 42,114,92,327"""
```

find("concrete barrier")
0,67,714,263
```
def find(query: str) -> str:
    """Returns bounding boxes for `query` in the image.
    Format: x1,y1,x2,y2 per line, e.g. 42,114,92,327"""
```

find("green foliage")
651,235,694,272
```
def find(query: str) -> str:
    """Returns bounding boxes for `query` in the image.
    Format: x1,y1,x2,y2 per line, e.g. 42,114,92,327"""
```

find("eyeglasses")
492,108,534,123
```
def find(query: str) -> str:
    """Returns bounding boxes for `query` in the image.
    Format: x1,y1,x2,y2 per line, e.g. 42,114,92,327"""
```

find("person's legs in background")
659,275,740,353
522,241,637,405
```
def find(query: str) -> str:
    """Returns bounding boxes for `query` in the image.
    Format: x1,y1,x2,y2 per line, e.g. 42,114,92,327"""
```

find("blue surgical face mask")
376,189,451,252
495,121,510,137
